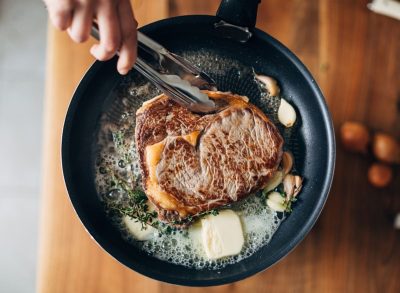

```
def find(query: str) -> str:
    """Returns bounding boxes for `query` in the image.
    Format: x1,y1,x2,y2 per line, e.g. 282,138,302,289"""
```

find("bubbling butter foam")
119,195,283,270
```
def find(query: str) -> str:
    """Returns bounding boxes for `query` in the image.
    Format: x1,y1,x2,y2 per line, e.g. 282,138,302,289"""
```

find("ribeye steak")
135,91,283,224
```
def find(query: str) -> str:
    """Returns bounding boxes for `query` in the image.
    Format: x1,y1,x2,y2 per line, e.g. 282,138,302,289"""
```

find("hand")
44,0,138,75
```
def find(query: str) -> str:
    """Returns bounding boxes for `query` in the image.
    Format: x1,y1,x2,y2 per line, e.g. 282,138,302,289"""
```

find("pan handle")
216,0,261,30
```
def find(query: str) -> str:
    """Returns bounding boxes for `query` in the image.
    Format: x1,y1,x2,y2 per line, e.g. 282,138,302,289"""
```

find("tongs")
91,24,218,113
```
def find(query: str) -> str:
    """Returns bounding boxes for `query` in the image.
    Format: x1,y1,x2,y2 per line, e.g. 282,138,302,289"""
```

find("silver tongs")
91,25,218,113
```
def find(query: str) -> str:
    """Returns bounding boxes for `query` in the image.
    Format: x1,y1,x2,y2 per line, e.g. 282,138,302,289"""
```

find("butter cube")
201,209,244,259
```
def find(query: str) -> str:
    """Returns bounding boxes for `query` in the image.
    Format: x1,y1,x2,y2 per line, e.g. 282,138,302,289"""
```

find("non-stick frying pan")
62,0,335,286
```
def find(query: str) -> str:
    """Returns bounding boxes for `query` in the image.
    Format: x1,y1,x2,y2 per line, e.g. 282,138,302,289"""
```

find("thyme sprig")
164,208,220,228
282,195,297,213
103,169,157,230
187,209,219,222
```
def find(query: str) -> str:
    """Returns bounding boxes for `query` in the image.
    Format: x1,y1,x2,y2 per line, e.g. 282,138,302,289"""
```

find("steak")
135,91,283,224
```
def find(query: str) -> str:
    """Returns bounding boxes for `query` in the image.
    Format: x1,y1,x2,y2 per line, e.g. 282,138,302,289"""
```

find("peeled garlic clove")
278,98,297,127
255,74,280,96
282,151,294,175
266,192,286,212
263,170,284,193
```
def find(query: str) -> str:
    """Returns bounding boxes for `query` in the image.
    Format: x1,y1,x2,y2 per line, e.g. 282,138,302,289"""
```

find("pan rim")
61,14,336,287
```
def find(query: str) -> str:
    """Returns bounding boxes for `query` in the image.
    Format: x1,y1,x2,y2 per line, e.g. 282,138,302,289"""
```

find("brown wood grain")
37,0,400,292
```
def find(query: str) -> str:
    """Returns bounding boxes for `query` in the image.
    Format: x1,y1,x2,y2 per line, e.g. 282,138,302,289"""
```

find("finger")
68,0,94,43
117,0,138,75
91,1,121,61
47,0,74,31
90,43,101,58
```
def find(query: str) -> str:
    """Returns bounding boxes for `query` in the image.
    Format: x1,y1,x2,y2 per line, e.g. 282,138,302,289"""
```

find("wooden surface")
37,0,400,292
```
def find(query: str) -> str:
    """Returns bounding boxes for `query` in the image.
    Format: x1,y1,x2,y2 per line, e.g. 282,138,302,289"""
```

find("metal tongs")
91,24,218,113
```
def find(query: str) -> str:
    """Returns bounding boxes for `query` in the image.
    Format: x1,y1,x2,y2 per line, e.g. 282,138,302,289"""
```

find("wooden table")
37,1,400,292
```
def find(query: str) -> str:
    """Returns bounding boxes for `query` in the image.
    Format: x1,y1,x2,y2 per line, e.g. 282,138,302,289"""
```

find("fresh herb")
197,208,219,218
284,197,298,213
159,224,174,235
168,208,220,226
103,169,157,230
210,209,219,216
143,208,222,236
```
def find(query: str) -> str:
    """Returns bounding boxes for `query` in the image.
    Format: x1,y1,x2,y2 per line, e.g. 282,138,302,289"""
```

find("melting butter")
201,210,244,259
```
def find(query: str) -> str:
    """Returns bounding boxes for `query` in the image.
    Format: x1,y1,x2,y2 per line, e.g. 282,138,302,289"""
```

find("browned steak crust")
135,91,283,224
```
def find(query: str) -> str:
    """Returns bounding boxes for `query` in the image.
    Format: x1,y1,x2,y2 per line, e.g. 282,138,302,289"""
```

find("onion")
367,163,393,188
340,121,370,154
372,133,400,164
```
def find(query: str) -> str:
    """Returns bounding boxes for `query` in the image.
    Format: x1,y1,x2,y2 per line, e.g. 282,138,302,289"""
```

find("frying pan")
62,0,335,286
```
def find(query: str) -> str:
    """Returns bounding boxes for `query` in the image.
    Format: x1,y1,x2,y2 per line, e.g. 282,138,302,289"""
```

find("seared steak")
135,91,283,224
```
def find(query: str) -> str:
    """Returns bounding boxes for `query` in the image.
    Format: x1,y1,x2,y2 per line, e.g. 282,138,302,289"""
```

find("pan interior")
63,15,334,286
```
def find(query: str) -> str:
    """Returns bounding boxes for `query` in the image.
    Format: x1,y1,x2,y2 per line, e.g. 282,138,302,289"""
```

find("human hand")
44,0,138,75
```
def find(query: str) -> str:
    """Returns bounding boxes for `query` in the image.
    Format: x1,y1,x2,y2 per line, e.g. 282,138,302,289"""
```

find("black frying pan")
62,0,335,286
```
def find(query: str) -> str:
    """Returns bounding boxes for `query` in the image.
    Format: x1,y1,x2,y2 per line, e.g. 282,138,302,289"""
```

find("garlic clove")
283,174,303,200
266,192,286,212
283,174,295,199
263,170,284,193
278,98,297,127
293,176,303,197
282,151,294,175
255,74,280,96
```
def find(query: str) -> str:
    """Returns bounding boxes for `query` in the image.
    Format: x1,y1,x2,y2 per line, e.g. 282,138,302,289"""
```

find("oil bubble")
118,160,126,168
